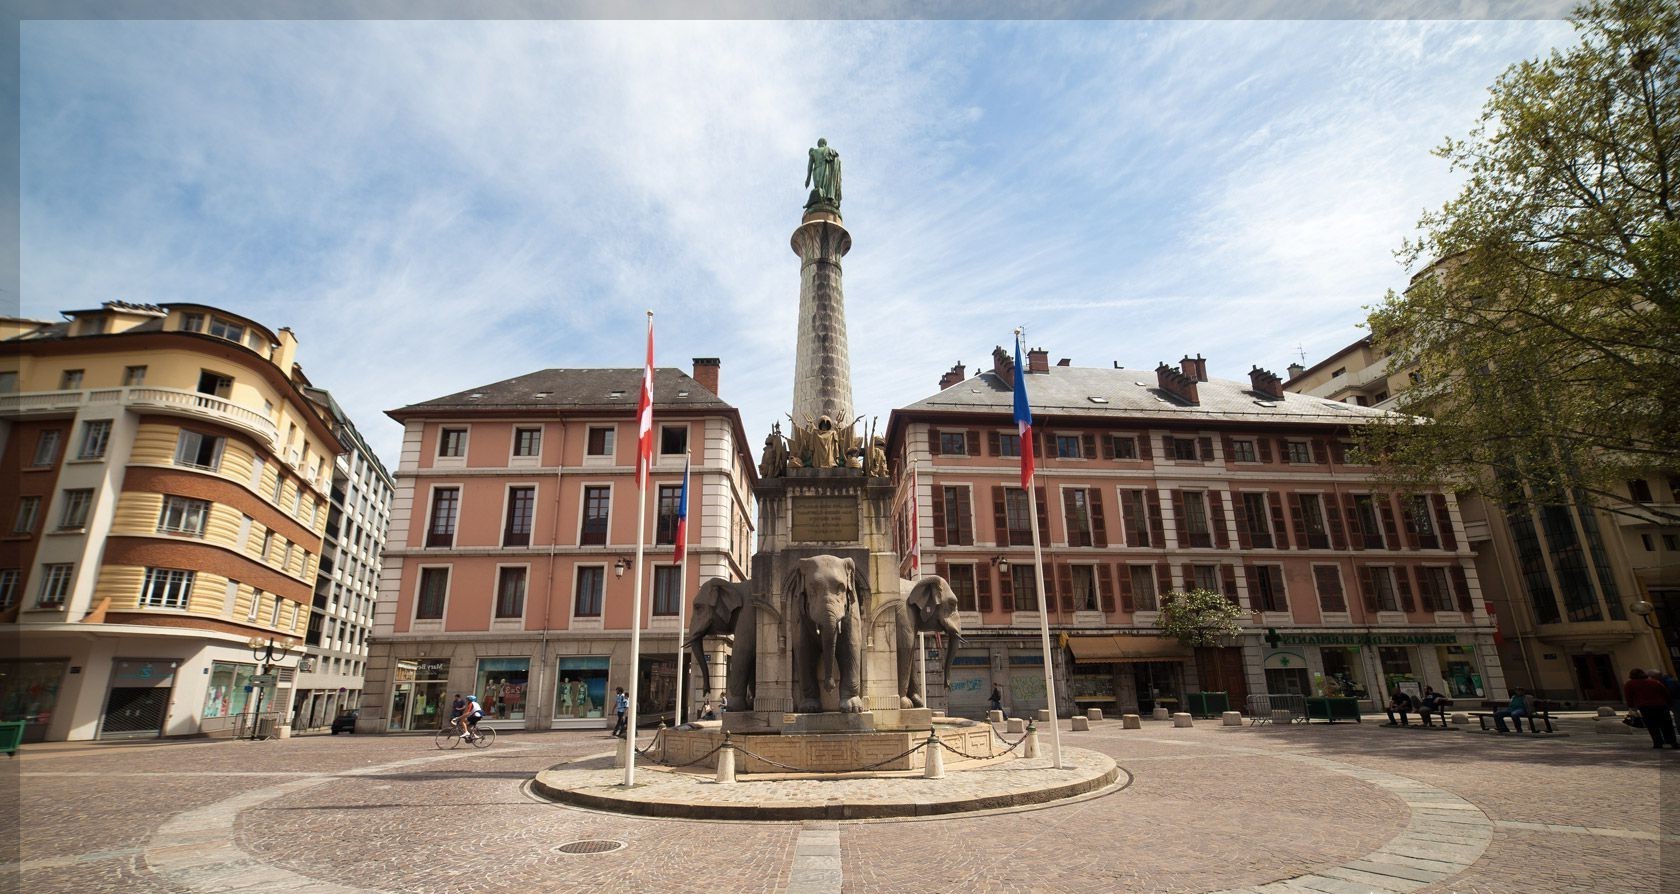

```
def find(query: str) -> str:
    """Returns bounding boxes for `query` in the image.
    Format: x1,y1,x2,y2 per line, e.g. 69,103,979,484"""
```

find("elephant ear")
784,567,806,624
844,557,869,612
701,578,745,623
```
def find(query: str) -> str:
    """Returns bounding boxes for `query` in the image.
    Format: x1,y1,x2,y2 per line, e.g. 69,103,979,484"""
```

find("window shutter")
956,489,974,546
1329,440,1347,464
1311,439,1330,465
1035,486,1050,547
1399,498,1420,549
1378,500,1400,550
1257,437,1273,463
976,567,993,613
936,560,949,582
929,428,942,456
931,487,948,547
988,431,1001,456
1221,564,1238,604
1062,490,1080,547
1208,491,1230,549
1449,566,1471,613
1157,561,1174,602
1119,489,1140,547
1232,492,1252,550
1117,564,1135,612
1326,498,1348,550
1198,436,1214,462
1101,435,1115,460
966,430,980,457
1146,489,1166,546
1222,435,1235,463
1058,563,1075,613
1343,494,1364,551
1033,431,1045,458
1243,565,1260,608
1090,490,1108,548
999,567,1015,612
1358,566,1379,614
1180,563,1195,593
1162,434,1175,459
1397,566,1416,613
1081,433,1096,460
1269,493,1293,550
1137,433,1153,461
992,486,1009,547
1277,437,1291,463
1432,495,1457,550
1171,489,1188,545
1098,564,1115,613
1290,494,1310,548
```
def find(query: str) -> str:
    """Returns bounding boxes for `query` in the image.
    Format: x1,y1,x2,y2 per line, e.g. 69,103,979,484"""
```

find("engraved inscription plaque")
792,495,859,543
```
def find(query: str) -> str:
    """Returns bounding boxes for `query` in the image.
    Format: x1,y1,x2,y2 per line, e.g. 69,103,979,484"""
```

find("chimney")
991,345,1016,388
275,327,299,374
1249,365,1285,400
1179,353,1209,382
938,362,967,391
1027,347,1050,373
1056,358,1071,367
691,357,721,396
1287,362,1306,380
1155,362,1200,405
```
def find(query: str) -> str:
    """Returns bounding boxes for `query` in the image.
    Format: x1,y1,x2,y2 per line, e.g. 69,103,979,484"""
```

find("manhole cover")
553,839,627,855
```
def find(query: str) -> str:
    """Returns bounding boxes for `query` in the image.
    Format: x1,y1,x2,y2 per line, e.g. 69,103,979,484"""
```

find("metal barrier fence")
1245,693,1307,724
233,711,284,740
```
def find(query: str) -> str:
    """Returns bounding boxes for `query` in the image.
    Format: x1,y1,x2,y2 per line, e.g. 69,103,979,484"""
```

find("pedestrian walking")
989,685,1004,718
611,687,629,738
1623,669,1678,749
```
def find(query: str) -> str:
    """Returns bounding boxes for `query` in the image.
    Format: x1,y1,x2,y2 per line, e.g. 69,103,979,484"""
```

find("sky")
16,15,1579,467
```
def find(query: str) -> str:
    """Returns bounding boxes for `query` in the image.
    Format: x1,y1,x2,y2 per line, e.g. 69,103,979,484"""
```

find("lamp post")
1629,591,1677,677
247,636,296,740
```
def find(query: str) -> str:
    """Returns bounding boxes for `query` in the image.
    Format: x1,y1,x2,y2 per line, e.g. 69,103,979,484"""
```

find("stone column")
789,208,854,430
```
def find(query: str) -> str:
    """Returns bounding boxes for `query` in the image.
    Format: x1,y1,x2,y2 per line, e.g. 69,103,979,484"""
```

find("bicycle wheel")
471,726,496,748
434,727,459,750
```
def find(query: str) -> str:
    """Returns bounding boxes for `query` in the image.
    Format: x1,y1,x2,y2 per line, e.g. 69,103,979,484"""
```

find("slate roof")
390,368,730,418
896,366,1396,427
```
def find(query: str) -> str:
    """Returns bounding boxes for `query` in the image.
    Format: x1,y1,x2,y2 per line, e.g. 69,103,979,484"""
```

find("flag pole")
674,449,691,726
623,310,654,787
1016,327,1064,769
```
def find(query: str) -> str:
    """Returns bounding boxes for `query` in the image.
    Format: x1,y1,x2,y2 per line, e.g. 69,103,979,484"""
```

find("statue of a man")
811,414,841,468
805,138,842,210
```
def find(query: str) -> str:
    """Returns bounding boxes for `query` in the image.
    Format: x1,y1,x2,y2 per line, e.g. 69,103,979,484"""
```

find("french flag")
1013,335,1034,488
673,453,690,563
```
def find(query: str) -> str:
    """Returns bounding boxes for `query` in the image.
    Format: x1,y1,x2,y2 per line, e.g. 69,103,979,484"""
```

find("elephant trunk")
819,622,838,691
686,634,712,697
939,618,962,691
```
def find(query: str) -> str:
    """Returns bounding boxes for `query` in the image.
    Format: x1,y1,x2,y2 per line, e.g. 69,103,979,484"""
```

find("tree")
1156,589,1250,648
1363,0,1679,522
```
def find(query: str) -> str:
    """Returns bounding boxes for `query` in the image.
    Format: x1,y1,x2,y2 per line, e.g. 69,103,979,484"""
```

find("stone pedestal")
1595,717,1632,735
1071,716,1090,731
1221,711,1242,726
1122,714,1142,729
875,708,932,731
1172,713,1193,728
783,711,875,734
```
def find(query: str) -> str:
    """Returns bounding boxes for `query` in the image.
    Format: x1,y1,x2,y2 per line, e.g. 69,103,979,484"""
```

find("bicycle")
434,721,496,749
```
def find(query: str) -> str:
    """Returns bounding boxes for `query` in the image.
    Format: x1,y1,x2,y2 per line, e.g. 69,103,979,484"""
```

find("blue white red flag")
673,453,690,563
1013,335,1034,488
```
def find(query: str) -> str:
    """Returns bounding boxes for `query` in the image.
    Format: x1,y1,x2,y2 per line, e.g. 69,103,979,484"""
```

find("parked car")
330,711,358,734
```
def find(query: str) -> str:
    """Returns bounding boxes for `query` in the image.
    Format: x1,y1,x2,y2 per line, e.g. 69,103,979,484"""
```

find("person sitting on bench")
1384,688,1415,726
1418,687,1451,727
1494,689,1531,733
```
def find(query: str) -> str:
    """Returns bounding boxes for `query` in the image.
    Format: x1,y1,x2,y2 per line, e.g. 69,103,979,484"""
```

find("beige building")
1289,336,1679,702
1,301,342,740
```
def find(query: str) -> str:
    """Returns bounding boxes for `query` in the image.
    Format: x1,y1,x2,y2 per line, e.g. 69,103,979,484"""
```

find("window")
59,369,84,391
1054,434,1082,458
1229,439,1257,463
1119,488,1151,547
1011,564,1039,612
0,570,18,610
1417,566,1455,612
495,566,528,619
574,566,605,617
1313,565,1347,613
1665,534,1679,551
1409,496,1437,542
939,431,970,455
1298,494,1329,549
1004,488,1032,545
504,486,536,547
1063,489,1094,547
1285,441,1313,464
1241,492,1273,548
586,426,615,457
997,433,1020,457
423,487,460,548
1367,567,1400,612
248,589,263,621
260,529,274,561
1129,565,1158,612
281,541,294,571
140,568,195,608
1071,565,1098,612
652,566,682,615
173,430,225,470
197,370,232,398
32,430,62,467
1643,533,1657,551
947,564,977,612
581,486,610,546
77,420,111,460
207,317,245,343
13,497,41,534
269,598,282,626
123,365,147,386
1171,437,1199,461
437,428,467,458
157,496,211,536
181,312,204,332
1628,479,1654,503
58,489,93,530
1352,495,1385,549
1250,565,1287,613
1110,435,1138,460
0,372,15,393
251,455,266,491
1191,564,1220,592
940,486,973,546
655,485,682,545
513,427,543,458
1181,490,1211,548
660,425,688,455
415,568,449,619
37,564,73,607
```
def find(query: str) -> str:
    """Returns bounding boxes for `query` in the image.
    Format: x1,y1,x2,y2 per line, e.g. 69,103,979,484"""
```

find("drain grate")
553,839,627,855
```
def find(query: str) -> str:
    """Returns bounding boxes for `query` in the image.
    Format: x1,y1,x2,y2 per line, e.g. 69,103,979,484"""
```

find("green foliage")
1363,0,1679,521
1156,588,1250,648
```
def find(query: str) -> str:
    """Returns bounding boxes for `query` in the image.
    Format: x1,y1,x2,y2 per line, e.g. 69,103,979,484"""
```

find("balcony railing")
1,386,277,444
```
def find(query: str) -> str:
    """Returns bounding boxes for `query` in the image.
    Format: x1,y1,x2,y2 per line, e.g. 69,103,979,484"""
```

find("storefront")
201,660,260,736
476,657,529,727
1066,635,1190,715
100,658,179,739
554,656,609,727
0,660,68,743
945,651,993,718
1268,631,1488,707
389,659,450,731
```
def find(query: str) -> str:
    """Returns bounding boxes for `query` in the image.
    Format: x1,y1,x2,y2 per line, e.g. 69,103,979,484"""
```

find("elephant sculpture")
896,576,964,708
785,555,867,714
683,577,756,711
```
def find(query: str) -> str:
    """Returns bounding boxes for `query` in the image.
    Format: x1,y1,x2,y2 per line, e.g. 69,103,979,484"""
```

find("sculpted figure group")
761,417,888,479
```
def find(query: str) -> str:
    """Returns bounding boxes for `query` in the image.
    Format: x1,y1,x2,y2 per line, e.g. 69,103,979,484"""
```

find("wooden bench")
1469,700,1554,734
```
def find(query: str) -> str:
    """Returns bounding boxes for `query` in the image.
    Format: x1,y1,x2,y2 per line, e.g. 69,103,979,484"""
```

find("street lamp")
1630,599,1658,628
993,556,1010,574
614,557,630,578
245,637,296,740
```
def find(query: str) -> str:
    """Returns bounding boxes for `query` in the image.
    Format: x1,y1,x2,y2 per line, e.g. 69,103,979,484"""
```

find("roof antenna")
1294,343,1307,364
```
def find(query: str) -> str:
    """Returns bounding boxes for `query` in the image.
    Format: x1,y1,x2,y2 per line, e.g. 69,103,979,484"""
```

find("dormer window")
207,317,245,343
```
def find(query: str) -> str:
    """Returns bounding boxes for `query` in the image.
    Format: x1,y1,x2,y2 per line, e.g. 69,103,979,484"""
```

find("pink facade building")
361,360,756,732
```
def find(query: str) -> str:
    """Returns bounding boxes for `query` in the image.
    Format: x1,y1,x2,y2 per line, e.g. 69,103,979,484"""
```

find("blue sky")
18,17,1577,465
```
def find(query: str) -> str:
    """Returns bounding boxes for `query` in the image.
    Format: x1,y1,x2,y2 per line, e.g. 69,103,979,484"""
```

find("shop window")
947,564,977,612
1129,565,1157,612
157,496,210,536
78,420,112,460
437,428,467,458
415,568,449,620
513,427,543,458
32,430,62,467
1229,439,1258,463
494,567,527,619
574,566,605,617
173,430,225,471
652,566,682,616
477,658,529,721
555,657,609,719
57,489,93,530
426,487,460,548
580,486,610,546
1320,648,1367,699
140,567,195,609
202,661,258,719
1378,647,1415,692
1313,565,1347,613
504,486,535,547
13,497,40,534
586,426,615,458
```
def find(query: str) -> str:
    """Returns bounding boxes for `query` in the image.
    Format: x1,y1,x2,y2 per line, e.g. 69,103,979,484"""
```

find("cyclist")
456,695,485,742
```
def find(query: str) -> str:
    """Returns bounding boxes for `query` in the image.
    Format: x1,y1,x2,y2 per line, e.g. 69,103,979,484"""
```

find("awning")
1067,635,1193,664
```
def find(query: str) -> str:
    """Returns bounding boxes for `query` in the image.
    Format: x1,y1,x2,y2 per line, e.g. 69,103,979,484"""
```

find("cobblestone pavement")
3,717,1674,894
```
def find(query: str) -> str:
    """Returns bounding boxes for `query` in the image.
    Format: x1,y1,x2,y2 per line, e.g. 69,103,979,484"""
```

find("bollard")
1122,713,1142,729
715,734,737,784
1086,708,1103,722
1172,712,1193,728
1152,707,1171,721
1071,716,1090,731
1023,723,1040,759
924,729,946,779
987,710,1004,723
1221,711,1242,727
1596,706,1617,718
1006,717,1026,734
1450,712,1470,726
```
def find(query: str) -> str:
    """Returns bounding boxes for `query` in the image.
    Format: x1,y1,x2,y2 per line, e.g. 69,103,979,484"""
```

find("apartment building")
1290,336,1679,701
0,302,341,741
886,347,1505,719
360,359,756,733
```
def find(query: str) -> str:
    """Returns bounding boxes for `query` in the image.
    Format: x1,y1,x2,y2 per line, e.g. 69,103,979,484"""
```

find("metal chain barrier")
631,721,1035,774
728,738,931,774
939,723,1032,761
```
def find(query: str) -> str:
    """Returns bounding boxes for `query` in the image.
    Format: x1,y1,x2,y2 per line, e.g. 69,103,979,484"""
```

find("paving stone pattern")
4,718,1675,894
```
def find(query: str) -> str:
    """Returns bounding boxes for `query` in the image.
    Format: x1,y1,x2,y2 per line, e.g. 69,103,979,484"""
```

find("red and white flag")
636,313,655,488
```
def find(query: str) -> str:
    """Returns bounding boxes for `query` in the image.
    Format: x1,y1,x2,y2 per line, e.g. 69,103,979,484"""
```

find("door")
1195,647,1250,710
946,663,990,718
1572,653,1618,702
100,659,176,739
1009,670,1047,716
